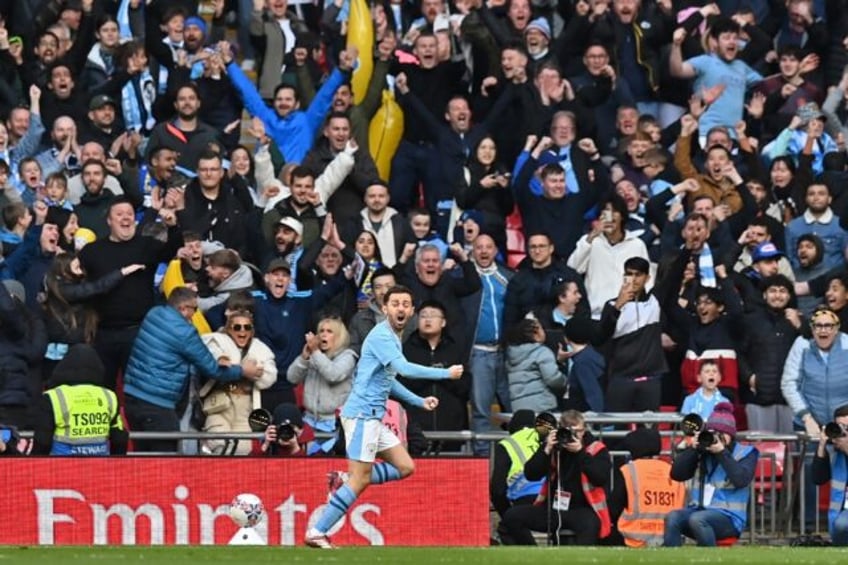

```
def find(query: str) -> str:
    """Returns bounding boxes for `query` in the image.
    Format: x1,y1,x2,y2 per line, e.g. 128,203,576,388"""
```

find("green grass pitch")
1,546,847,564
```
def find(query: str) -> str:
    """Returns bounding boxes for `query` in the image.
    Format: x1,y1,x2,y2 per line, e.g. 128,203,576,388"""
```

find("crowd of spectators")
2,0,848,457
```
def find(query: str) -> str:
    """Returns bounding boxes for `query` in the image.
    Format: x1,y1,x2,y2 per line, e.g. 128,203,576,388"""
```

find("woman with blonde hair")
287,316,357,432
200,309,277,455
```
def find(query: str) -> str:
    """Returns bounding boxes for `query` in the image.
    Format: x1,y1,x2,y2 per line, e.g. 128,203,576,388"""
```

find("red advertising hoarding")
0,458,489,546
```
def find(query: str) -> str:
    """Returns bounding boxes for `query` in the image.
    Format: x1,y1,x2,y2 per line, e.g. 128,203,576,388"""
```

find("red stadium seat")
716,537,738,547
505,205,526,269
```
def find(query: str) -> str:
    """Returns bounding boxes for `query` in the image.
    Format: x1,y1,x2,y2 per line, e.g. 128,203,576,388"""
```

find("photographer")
663,402,759,547
812,404,848,546
499,410,612,546
251,403,314,457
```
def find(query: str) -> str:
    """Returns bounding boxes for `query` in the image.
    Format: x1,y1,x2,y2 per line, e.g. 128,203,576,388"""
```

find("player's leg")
307,418,377,548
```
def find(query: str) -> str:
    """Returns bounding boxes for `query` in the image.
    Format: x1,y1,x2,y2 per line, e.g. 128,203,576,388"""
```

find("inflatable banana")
369,89,404,180
161,259,212,335
345,0,374,105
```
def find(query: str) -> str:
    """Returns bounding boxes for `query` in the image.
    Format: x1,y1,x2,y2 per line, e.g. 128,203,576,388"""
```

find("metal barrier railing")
12,412,827,542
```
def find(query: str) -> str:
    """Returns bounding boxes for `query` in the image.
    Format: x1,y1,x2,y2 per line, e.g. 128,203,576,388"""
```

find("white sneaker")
240,59,255,71
305,528,334,549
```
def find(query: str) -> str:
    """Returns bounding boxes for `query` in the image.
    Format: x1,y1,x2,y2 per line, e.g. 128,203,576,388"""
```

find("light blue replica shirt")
688,54,762,137
341,321,451,420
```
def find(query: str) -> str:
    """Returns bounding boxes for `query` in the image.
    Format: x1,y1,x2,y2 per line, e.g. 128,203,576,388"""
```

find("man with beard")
78,94,122,151
302,113,380,225
670,18,763,137
74,159,120,239
261,166,325,251
263,216,305,289
786,183,848,271
223,43,356,164
67,142,128,204
177,150,250,258
344,183,406,268
739,275,800,433
78,196,183,391
35,116,82,177
147,83,220,172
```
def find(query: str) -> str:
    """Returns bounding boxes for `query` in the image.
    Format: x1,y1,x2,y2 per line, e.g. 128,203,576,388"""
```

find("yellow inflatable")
160,259,212,335
346,0,373,105
369,89,404,180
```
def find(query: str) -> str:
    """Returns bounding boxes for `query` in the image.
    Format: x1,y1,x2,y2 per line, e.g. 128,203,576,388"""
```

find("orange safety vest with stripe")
537,440,613,539
618,459,685,547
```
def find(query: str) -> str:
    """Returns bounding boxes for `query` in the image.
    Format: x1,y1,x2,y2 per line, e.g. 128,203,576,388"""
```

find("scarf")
698,242,717,288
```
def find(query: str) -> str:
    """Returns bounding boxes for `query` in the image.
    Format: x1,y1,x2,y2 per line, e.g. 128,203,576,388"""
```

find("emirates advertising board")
0,458,489,546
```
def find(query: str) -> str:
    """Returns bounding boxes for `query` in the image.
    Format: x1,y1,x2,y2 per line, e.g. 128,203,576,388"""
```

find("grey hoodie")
198,265,255,313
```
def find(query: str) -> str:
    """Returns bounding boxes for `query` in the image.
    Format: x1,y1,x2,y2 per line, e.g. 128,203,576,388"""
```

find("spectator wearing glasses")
782,307,848,531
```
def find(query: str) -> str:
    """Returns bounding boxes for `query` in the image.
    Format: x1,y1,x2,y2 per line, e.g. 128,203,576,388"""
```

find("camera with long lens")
555,426,575,448
825,422,847,440
681,413,717,450
277,421,296,441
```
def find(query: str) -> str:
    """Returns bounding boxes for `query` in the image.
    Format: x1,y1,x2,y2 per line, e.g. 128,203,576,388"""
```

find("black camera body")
277,421,296,441
555,426,575,448
681,413,718,450
697,429,717,450
825,422,847,440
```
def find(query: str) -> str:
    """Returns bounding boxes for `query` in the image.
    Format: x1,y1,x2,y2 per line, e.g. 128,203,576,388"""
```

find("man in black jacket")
738,274,801,433
504,231,589,327
398,300,470,453
499,409,612,545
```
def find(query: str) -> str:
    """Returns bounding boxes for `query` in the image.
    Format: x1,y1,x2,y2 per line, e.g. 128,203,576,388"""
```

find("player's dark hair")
383,285,414,306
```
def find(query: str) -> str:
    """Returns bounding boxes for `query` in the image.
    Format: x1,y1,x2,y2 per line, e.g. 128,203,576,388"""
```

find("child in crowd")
408,207,448,260
43,172,74,211
17,158,44,207
681,359,731,421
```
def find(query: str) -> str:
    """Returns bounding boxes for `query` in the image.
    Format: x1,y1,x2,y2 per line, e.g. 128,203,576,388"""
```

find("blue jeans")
663,508,739,547
469,348,510,456
834,511,848,546
237,0,256,59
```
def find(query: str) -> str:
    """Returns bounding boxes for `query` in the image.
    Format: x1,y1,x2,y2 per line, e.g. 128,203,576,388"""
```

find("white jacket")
567,231,649,319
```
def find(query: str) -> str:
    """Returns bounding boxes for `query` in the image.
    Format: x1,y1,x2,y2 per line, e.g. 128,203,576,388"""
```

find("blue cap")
751,241,783,262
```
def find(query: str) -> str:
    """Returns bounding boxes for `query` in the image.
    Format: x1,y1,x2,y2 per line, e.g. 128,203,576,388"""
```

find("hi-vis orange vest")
537,440,613,539
618,459,685,547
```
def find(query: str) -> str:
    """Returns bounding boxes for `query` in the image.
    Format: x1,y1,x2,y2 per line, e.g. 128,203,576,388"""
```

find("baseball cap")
277,216,303,237
265,258,292,274
751,241,783,263
89,94,117,111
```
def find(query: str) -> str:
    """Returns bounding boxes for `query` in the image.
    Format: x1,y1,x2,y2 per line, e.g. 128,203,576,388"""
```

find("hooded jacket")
506,342,565,413
0,282,47,411
198,265,256,313
31,344,129,455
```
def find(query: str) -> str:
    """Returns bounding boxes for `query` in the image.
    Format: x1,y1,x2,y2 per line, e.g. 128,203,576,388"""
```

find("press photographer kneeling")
499,410,612,546
664,402,759,547
812,404,848,546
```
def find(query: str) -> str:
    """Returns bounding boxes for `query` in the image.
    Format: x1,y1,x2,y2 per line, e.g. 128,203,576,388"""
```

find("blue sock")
315,484,357,534
370,462,401,484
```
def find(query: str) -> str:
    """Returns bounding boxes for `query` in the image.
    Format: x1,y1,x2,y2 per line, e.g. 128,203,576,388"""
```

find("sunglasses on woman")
231,324,253,332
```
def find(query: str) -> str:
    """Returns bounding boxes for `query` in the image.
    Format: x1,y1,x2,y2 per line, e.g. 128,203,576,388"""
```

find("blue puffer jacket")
124,305,241,409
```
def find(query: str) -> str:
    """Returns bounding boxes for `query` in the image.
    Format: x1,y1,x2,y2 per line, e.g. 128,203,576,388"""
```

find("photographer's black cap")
272,403,304,427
